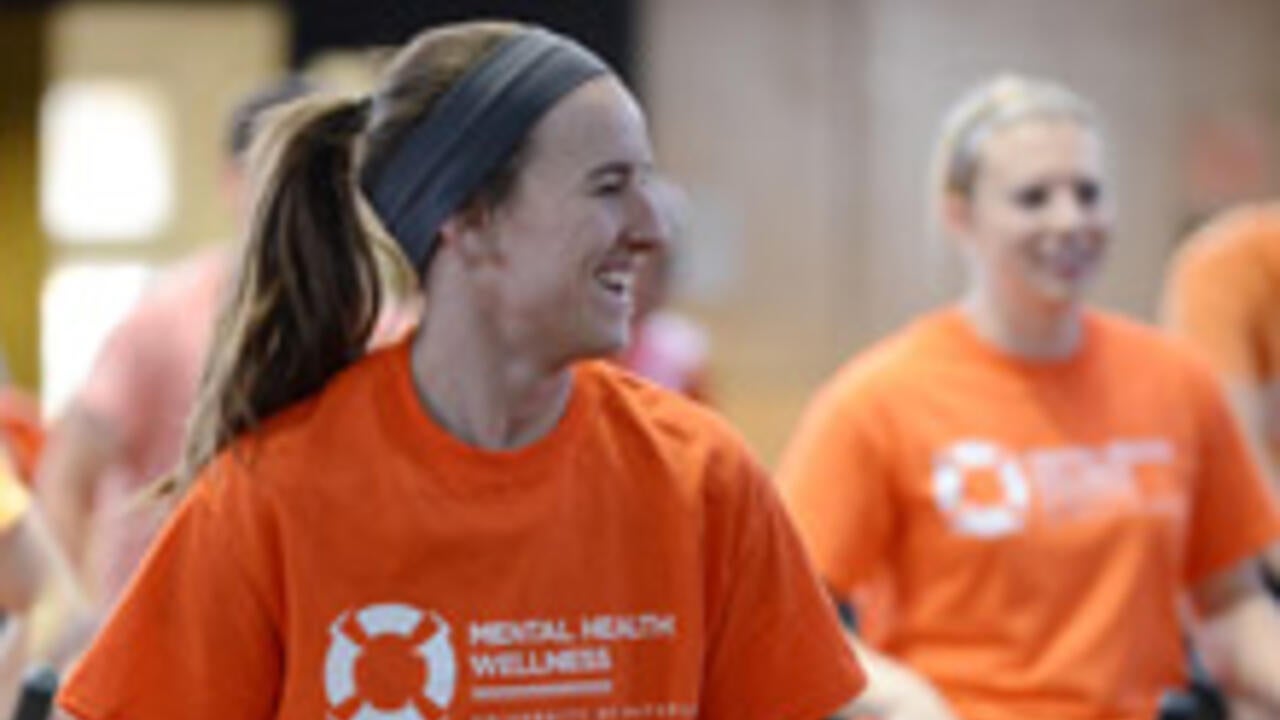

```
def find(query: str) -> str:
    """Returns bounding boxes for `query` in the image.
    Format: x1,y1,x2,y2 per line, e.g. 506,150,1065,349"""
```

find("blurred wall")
17,1,287,410
0,10,47,389
48,1,287,259
642,0,1280,463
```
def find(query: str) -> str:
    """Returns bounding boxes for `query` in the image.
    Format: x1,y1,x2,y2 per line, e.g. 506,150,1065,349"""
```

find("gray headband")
365,28,610,267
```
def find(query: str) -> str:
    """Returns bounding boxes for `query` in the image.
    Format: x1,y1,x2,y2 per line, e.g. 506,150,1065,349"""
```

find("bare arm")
0,507,92,659
1191,559,1280,713
1223,382,1280,478
1222,382,1280,575
34,405,121,596
831,631,958,720
0,516,50,614
0,503,93,720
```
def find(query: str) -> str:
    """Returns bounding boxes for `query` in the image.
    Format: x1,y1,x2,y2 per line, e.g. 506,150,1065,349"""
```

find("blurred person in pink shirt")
34,78,318,608
616,181,713,403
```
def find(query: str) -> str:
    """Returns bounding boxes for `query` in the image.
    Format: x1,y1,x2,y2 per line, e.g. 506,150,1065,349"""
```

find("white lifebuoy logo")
932,440,1030,538
325,603,456,720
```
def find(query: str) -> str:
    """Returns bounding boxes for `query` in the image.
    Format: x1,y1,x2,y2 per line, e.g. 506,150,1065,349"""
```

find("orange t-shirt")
0,387,45,484
779,307,1280,720
1162,203,1280,382
1163,204,1280,467
60,340,863,720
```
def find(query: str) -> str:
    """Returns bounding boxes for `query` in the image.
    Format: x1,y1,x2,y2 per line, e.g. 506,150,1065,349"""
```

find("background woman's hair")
930,73,1100,218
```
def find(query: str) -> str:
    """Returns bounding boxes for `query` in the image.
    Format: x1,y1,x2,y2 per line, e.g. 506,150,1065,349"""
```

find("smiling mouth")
595,269,635,298
1031,255,1091,284
1032,236,1103,280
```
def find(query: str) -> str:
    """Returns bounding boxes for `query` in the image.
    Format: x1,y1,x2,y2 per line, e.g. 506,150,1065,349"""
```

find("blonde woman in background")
780,75,1280,719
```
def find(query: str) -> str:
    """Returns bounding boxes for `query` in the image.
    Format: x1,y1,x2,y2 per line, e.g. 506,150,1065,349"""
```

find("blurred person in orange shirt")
34,78,316,609
58,21,862,720
0,349,44,485
616,181,713,403
1162,205,1280,585
780,75,1280,720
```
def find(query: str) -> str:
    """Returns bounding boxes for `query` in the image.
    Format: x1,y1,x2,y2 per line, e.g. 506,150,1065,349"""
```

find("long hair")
165,21,525,495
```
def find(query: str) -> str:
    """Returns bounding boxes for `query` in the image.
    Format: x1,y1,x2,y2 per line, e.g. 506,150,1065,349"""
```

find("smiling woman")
55,20,864,720
934,75,1110,356
779,74,1280,720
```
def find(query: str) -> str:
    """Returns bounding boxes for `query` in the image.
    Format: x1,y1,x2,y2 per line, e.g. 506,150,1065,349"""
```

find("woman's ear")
941,191,974,244
438,204,500,266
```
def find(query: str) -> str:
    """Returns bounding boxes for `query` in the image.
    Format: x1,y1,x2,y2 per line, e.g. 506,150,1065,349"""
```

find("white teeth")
596,270,633,294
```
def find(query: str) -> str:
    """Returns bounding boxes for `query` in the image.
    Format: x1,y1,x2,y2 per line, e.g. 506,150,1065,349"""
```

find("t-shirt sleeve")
1183,365,1280,586
1162,243,1264,382
777,377,896,597
58,458,283,720
699,440,865,720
